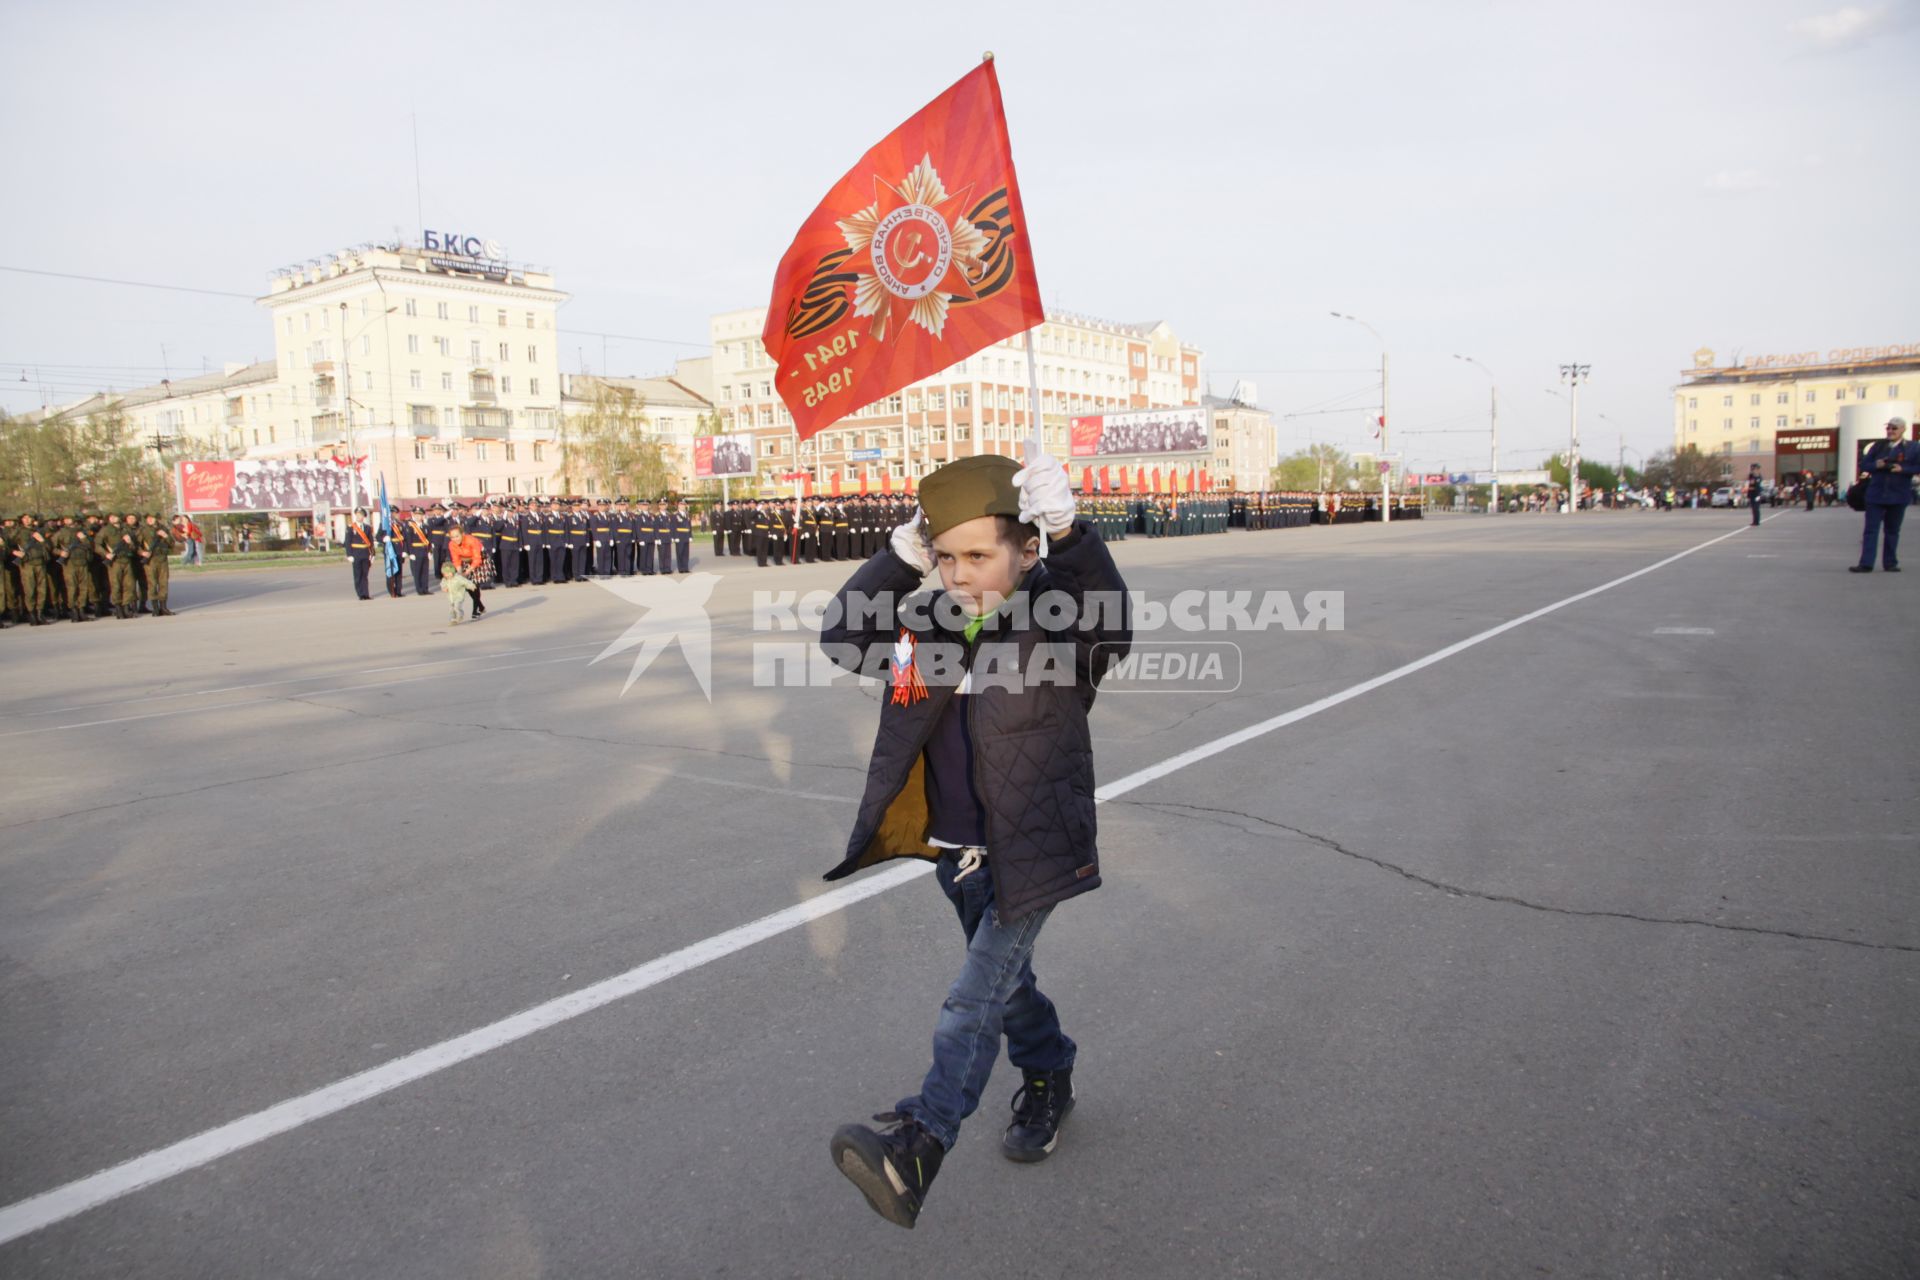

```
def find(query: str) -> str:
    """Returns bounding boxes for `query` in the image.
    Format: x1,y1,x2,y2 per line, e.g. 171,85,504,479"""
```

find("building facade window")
528,377,540,396
436,302,449,320
410,370,422,389
404,298,417,317
415,477,428,495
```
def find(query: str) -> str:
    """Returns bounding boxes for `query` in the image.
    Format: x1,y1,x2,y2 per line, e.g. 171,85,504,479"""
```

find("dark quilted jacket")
819,519,1131,921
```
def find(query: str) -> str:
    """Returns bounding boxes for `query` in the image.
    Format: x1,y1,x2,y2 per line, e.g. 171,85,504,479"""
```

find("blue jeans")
1860,503,1906,569
896,852,1075,1150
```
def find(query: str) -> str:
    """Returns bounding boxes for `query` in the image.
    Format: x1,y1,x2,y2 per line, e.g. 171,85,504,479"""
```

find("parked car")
1710,487,1736,507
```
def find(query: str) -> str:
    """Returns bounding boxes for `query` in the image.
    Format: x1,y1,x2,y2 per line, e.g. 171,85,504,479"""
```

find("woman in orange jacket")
446,524,487,617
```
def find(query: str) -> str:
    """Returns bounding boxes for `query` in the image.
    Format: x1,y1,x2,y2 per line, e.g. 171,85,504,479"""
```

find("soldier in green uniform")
96,513,140,619
9,513,53,625
52,515,94,622
139,513,177,616
0,514,19,627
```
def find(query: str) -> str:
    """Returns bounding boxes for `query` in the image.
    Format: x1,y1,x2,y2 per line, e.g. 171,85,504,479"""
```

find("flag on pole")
881,472,893,495
377,476,398,580
860,468,871,496
763,58,1044,441
831,472,842,497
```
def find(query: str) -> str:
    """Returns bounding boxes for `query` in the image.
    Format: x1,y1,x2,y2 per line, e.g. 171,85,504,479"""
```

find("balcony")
461,406,510,438
410,423,441,439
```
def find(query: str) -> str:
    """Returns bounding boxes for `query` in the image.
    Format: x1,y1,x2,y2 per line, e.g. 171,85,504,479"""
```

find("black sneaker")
830,1111,944,1229
1003,1069,1075,1163
1849,565,1873,573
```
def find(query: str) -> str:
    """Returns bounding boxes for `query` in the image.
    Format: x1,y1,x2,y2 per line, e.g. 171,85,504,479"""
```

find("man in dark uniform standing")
494,503,522,588
407,508,433,595
519,501,543,585
636,500,654,576
346,507,376,600
672,501,692,574
711,502,726,558
428,504,451,581
608,500,628,576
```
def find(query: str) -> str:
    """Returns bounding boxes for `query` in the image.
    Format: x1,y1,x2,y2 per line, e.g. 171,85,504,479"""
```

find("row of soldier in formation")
342,497,702,599
2,511,182,625
337,487,1423,597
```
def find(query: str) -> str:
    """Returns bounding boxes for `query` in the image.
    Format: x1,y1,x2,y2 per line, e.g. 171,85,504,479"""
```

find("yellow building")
1674,344,1919,481
261,239,569,503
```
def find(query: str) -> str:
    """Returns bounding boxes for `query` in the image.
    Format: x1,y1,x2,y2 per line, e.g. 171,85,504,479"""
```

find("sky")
3,0,1916,475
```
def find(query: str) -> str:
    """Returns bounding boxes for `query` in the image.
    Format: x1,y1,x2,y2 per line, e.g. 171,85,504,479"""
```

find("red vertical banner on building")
763,59,1045,441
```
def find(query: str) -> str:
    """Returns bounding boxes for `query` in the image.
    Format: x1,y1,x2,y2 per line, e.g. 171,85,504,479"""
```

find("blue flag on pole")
379,476,399,579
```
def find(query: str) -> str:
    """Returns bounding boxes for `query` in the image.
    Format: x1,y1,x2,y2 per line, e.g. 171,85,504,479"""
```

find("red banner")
763,60,1044,440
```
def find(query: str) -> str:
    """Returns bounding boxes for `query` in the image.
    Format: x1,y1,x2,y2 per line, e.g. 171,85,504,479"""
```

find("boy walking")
818,448,1130,1228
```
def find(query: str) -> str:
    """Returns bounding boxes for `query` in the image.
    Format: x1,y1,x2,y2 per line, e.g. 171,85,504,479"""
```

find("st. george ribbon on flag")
762,55,1046,446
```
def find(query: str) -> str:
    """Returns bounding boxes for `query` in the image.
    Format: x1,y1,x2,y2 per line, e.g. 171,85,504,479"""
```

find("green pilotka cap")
917,454,1023,539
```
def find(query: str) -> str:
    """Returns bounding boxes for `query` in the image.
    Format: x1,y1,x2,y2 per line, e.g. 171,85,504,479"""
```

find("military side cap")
918,454,1022,539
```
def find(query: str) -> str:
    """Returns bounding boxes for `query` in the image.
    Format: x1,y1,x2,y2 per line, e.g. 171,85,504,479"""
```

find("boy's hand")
889,507,935,576
1012,440,1075,536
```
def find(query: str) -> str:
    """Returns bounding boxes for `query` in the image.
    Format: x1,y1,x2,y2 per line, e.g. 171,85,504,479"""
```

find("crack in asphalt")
1120,798,1919,955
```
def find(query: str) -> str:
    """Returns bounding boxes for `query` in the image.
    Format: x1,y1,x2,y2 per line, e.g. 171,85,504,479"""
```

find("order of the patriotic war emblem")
785,155,1021,344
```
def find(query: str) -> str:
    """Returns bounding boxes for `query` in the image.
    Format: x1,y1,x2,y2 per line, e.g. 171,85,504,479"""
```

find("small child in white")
440,561,475,623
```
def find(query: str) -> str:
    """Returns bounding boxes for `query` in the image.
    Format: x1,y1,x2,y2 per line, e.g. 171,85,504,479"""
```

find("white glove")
889,508,934,575
1012,440,1075,536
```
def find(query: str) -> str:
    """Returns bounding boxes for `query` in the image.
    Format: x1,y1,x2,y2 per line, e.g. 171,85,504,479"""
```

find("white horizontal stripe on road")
0,519,1756,1247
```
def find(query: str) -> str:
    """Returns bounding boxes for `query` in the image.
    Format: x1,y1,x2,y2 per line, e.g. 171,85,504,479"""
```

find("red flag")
1100,465,1112,493
1117,467,1131,494
881,472,893,494
905,473,916,495
832,472,842,497
1152,467,1163,493
860,468,871,496
763,60,1044,441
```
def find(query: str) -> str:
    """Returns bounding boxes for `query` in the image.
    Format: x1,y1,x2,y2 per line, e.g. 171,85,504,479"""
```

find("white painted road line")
0,520,1756,1248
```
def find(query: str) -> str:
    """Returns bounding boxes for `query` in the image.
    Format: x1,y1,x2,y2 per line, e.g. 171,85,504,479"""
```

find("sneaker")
1849,565,1873,573
1002,1069,1075,1163
830,1111,944,1229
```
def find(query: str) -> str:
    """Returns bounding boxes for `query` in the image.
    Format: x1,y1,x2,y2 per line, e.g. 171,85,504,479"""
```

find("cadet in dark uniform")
346,508,376,600
495,503,523,588
428,505,451,581
407,509,433,595
613,501,634,576
672,501,692,574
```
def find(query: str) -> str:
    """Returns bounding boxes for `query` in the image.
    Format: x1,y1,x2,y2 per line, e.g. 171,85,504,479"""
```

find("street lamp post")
1558,363,1590,513
1333,312,1390,523
1453,354,1499,515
